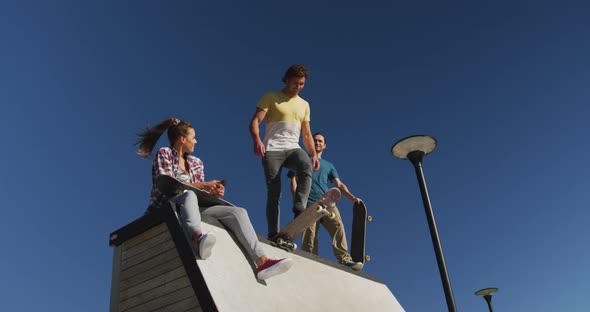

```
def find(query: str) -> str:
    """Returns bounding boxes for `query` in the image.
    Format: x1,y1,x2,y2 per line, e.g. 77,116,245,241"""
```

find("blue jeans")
262,148,312,238
170,191,265,260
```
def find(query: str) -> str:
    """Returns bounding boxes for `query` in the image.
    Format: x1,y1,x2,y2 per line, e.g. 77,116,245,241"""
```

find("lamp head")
392,135,437,161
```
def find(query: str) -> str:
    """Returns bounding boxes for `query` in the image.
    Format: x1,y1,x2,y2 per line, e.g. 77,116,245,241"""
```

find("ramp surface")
197,219,404,312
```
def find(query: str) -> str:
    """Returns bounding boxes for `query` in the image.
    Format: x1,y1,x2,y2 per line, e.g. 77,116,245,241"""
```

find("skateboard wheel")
365,255,371,261
367,215,373,222
328,212,336,219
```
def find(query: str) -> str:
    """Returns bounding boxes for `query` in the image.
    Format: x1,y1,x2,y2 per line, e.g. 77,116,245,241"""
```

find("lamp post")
391,135,457,312
475,288,498,312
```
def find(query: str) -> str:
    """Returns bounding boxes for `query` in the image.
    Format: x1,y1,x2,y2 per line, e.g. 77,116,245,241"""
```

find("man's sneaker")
194,232,216,260
256,258,294,280
271,236,297,251
341,259,363,271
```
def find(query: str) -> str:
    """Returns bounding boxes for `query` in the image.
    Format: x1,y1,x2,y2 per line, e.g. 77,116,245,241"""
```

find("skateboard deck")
274,188,341,250
351,201,372,263
155,174,235,207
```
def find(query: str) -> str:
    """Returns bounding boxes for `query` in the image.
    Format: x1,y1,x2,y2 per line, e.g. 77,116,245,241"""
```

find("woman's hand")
205,180,225,198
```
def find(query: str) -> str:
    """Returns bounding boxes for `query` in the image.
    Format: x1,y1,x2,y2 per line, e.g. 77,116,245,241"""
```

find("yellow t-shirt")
256,91,310,151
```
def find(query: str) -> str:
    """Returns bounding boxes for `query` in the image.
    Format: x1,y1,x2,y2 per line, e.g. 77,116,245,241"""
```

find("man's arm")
301,121,319,171
332,178,362,204
249,108,267,157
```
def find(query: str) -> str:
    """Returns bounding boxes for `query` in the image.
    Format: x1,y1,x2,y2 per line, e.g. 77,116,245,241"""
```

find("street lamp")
475,287,498,312
391,135,457,312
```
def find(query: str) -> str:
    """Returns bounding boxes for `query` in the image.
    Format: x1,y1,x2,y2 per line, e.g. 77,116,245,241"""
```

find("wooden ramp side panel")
110,222,202,312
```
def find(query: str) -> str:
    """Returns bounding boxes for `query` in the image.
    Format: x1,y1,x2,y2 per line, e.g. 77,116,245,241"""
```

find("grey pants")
262,148,312,238
170,191,265,260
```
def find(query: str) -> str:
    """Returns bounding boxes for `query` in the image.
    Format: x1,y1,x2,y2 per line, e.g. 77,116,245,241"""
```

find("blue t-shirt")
288,157,339,206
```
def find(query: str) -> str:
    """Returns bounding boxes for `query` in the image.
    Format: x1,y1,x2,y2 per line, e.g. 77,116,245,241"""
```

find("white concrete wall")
196,220,405,312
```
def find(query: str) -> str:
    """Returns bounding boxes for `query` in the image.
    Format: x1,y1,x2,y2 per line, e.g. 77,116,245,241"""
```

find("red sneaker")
256,258,294,280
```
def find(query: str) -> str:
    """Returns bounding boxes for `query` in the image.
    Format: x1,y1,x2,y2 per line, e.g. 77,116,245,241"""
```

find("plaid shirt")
147,147,205,212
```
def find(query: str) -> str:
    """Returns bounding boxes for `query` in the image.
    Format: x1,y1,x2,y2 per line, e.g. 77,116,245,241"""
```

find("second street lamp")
475,287,498,312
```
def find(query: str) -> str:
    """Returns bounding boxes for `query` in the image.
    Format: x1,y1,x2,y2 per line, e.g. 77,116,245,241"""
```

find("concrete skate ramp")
198,220,405,312
109,203,405,312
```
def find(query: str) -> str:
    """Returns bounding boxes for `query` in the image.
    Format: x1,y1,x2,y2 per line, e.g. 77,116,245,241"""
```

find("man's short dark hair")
282,64,310,83
313,132,326,144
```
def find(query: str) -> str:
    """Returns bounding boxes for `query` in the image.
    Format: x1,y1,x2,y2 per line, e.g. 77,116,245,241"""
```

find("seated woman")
136,117,293,280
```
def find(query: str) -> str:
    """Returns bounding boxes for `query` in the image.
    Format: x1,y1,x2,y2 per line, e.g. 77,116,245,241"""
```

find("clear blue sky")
2,1,589,311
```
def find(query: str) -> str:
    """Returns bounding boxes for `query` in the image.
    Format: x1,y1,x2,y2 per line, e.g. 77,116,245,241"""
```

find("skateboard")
350,201,372,263
155,175,235,207
272,188,341,251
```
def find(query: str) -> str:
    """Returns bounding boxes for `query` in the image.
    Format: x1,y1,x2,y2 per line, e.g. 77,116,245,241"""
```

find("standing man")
249,64,320,245
289,132,363,270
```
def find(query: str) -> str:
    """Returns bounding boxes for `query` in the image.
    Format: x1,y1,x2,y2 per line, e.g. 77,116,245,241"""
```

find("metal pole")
484,295,494,312
408,151,457,312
